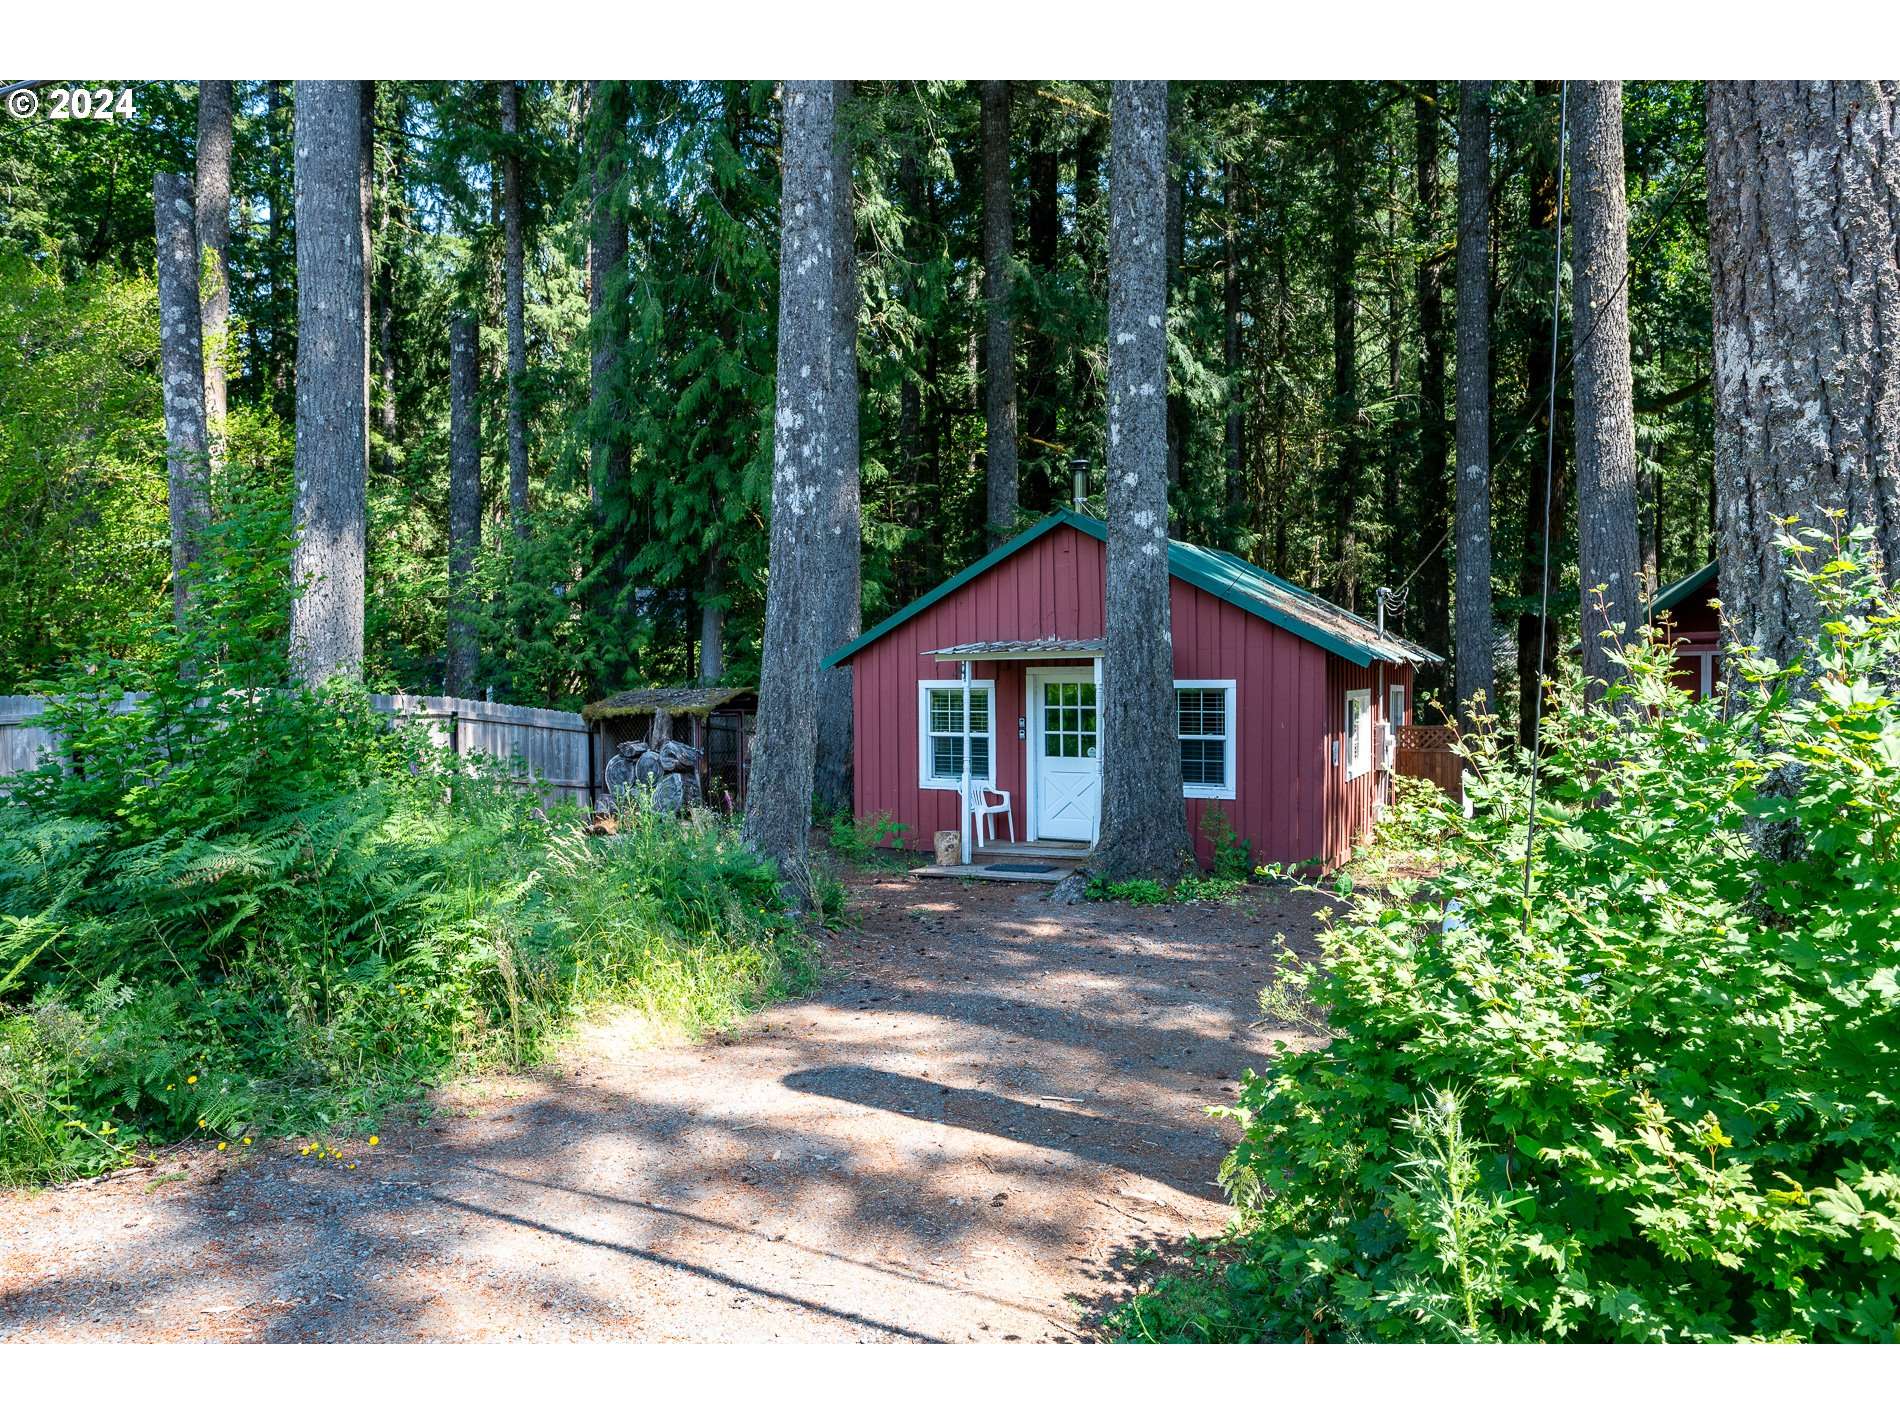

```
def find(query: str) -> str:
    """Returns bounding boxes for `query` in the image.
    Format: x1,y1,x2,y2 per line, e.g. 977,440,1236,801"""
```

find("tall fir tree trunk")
746,80,847,888
896,153,926,603
154,173,211,626
1517,81,1566,748
1091,80,1196,885
813,81,861,814
446,313,481,696
980,80,1017,545
1223,158,1245,524
194,82,232,466
1327,90,1364,609
374,91,403,469
586,82,631,643
288,82,368,685
1453,81,1495,727
1569,81,1642,696
359,83,375,479
1025,127,1059,511
266,81,292,418
1708,82,1900,666
699,553,725,683
1069,112,1104,465
1413,87,1452,701
1165,136,1187,532
500,81,530,543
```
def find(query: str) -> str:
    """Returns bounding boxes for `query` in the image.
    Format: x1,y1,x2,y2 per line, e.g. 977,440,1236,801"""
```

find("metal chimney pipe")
1069,456,1090,506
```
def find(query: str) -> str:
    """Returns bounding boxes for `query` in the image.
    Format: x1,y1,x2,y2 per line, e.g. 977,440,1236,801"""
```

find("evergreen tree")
1092,80,1196,885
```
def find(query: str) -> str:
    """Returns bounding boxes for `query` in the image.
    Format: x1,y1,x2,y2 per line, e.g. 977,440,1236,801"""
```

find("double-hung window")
919,681,994,789
1344,687,1373,781
1175,679,1237,799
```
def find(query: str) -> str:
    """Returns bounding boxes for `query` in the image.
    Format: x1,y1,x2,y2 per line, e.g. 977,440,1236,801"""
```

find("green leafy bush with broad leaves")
826,809,909,861
0,467,814,1186
1115,522,1900,1343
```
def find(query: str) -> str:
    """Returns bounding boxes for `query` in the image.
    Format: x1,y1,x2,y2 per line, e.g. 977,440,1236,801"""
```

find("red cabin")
1651,560,1720,699
823,509,1442,874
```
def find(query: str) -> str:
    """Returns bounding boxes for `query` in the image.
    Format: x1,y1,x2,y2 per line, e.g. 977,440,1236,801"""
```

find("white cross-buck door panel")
1031,673,1099,842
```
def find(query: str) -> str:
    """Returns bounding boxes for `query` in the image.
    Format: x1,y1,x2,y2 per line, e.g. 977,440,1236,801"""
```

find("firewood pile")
599,738,704,823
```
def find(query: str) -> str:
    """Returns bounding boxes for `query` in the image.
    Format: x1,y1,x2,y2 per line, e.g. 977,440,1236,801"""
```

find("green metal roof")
824,508,1443,670
1650,559,1718,615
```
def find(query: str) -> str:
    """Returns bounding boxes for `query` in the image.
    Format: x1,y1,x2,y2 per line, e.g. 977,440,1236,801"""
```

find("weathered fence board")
1,692,602,808
1394,722,1464,799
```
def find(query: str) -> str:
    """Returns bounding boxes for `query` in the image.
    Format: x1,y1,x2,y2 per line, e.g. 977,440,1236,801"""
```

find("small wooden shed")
580,686,757,811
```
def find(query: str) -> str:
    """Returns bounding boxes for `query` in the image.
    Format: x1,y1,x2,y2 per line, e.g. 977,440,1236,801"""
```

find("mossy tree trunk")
154,172,211,627
1091,80,1197,886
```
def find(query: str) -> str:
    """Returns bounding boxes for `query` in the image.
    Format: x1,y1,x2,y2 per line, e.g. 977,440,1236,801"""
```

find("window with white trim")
1344,687,1373,781
919,681,995,789
1175,679,1237,799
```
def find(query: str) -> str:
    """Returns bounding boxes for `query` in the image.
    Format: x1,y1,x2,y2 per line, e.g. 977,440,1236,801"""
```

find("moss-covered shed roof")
580,686,753,723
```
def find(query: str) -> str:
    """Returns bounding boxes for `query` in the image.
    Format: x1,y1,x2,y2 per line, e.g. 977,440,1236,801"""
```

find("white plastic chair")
972,786,1015,849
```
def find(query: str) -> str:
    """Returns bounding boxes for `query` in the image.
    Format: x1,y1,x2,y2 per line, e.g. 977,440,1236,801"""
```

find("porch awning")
928,638,1106,662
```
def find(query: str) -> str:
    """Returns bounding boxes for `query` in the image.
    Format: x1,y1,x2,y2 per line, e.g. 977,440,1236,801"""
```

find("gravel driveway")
0,870,1323,1342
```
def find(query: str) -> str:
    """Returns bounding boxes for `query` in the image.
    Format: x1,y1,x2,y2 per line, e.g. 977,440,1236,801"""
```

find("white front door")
1031,672,1100,842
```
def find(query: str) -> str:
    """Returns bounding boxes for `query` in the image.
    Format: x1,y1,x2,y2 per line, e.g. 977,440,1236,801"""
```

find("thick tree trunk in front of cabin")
288,82,368,685
1453,81,1496,729
1412,86,1452,704
500,81,531,544
1707,82,1900,668
746,81,846,891
1091,81,1197,886
1569,81,1643,698
155,173,211,627
194,82,232,466
813,81,861,815
981,81,1017,545
445,313,482,697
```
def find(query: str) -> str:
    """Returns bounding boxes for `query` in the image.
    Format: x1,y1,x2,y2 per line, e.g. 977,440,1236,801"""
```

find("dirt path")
0,870,1323,1342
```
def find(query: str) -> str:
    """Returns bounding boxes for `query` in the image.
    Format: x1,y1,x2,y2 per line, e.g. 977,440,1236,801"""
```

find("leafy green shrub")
1086,874,1242,907
1200,805,1255,881
1115,524,1900,1343
826,809,909,861
0,471,814,1186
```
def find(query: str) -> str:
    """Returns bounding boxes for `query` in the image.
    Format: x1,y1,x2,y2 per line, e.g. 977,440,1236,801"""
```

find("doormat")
984,861,1063,874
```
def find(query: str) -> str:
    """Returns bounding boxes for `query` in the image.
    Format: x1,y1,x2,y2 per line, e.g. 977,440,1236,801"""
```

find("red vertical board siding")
844,524,1407,869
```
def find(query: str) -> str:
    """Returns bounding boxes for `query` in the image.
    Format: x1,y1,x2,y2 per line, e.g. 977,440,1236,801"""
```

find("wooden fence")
0,692,607,808
1395,722,1464,799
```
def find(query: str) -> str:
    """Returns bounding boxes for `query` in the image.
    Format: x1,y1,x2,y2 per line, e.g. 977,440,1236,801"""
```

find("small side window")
1344,688,1373,781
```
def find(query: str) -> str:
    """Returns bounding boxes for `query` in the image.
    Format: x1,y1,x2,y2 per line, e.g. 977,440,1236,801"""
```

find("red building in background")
823,509,1442,873
1651,560,1721,699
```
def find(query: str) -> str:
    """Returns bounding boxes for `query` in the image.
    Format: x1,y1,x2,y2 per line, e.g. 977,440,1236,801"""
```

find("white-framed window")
1175,679,1237,799
1388,683,1406,732
1344,687,1373,781
919,680,995,790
